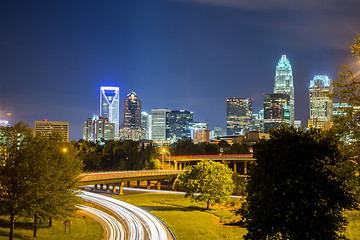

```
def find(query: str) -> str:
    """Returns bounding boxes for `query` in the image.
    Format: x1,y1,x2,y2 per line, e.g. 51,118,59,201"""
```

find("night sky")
1,0,360,140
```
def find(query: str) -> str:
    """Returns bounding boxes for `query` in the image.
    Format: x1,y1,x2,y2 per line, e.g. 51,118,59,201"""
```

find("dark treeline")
72,140,160,171
72,138,250,172
169,139,250,156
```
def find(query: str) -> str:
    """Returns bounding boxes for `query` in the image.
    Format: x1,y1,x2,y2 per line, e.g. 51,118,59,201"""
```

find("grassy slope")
0,211,103,240
116,193,247,240
115,192,360,240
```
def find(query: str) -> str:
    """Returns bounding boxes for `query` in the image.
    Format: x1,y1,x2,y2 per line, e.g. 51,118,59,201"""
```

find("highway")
78,205,125,240
80,191,170,240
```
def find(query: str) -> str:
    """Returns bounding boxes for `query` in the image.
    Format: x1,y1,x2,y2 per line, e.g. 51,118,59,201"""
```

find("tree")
0,123,83,239
243,125,357,240
174,160,234,209
331,35,360,200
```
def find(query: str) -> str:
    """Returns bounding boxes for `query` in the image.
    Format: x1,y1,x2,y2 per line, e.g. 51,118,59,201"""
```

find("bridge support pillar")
234,162,237,173
157,181,161,190
100,184,103,190
244,161,248,175
105,184,109,191
137,181,140,188
174,160,178,170
94,184,97,189
146,180,151,190
178,162,182,170
113,185,117,193
119,182,124,195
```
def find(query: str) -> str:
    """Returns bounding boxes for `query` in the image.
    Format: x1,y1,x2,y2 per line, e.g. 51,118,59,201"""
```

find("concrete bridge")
166,154,255,175
80,154,255,194
80,170,184,194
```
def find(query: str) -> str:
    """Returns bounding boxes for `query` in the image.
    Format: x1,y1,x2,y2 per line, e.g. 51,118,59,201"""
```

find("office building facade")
120,91,142,140
141,112,150,140
151,109,170,140
274,55,294,124
83,115,115,142
263,93,291,133
167,110,193,141
308,75,332,129
226,97,252,135
34,120,69,142
100,86,120,133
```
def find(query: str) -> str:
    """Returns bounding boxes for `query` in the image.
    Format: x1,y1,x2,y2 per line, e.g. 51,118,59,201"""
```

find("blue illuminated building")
309,75,332,124
100,86,120,134
274,55,294,124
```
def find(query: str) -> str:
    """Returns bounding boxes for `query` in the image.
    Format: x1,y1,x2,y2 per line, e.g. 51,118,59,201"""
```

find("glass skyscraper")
100,86,119,133
309,75,332,123
274,55,294,124
167,110,193,141
83,115,115,142
122,91,141,129
263,93,291,133
226,97,252,135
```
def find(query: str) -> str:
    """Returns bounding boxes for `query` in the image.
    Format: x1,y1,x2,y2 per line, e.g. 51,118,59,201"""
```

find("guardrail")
80,170,185,182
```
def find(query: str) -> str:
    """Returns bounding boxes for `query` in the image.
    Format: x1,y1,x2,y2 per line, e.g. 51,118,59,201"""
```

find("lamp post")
161,148,170,170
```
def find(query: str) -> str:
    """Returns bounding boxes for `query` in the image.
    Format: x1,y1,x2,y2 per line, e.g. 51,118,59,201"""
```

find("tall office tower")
308,75,333,129
226,97,252,135
120,91,142,140
151,109,170,140
83,115,115,142
34,120,69,142
100,86,120,133
263,93,291,133
141,112,150,139
122,91,141,129
166,110,193,141
274,54,294,124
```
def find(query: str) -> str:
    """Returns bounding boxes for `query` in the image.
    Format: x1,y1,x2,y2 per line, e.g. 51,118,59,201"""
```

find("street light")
161,148,170,170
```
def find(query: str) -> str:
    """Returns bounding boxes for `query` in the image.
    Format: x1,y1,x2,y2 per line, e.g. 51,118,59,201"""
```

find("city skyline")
1,1,360,140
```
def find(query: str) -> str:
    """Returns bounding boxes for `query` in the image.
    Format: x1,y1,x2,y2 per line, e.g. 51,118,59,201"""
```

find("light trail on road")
78,205,125,240
80,191,170,240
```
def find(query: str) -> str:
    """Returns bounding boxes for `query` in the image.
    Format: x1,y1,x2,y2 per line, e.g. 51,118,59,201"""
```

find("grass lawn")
115,192,360,240
115,192,247,240
0,211,103,240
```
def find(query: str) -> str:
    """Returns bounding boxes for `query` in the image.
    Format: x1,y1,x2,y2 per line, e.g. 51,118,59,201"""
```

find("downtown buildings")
34,120,69,142
83,86,120,142
263,54,294,133
120,91,142,140
308,75,333,129
226,97,252,135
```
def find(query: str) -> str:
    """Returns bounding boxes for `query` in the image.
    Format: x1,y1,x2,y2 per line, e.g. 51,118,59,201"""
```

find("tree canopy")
174,160,234,209
0,122,83,239
243,125,357,240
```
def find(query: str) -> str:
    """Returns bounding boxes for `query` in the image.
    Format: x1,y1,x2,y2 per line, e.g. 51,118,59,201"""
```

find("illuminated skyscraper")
151,108,170,140
120,91,142,140
274,55,294,124
122,91,141,129
141,112,150,139
167,110,193,141
226,97,252,135
83,115,115,142
263,93,291,133
100,86,119,133
309,75,333,127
